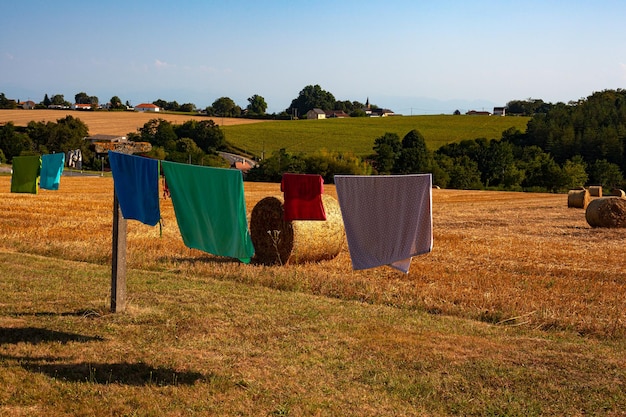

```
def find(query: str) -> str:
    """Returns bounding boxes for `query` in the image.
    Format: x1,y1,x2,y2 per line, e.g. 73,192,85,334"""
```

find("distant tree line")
0,116,93,167
3,88,626,193
250,90,626,192
128,118,229,166
364,89,626,191
0,116,229,169
247,148,372,184
2,84,376,119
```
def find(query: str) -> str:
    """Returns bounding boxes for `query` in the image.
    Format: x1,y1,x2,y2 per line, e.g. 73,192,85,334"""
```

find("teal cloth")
161,161,254,263
11,156,41,194
40,153,65,190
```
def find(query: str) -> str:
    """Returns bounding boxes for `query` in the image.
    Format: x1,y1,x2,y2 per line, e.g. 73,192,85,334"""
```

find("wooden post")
111,189,127,313
103,142,152,314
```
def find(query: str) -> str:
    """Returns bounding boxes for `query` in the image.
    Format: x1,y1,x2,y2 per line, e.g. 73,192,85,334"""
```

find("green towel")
11,156,41,194
161,161,254,263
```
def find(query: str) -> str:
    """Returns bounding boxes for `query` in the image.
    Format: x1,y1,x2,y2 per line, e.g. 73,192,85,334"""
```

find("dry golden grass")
2,175,626,415
1,175,624,339
0,109,267,137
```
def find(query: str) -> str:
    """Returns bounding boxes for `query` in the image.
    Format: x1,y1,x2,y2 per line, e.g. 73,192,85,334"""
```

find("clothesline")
107,151,433,273
10,153,66,194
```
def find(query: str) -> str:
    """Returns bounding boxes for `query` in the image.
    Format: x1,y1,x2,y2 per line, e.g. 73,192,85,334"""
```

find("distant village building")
20,100,36,110
493,106,506,116
306,108,326,120
369,108,395,117
363,97,395,117
84,134,127,144
305,97,396,119
135,103,160,112
325,110,349,118
466,110,491,116
72,103,92,110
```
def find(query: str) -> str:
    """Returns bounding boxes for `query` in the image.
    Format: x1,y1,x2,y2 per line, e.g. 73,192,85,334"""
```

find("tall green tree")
247,148,306,182
561,155,588,189
246,94,267,115
0,122,33,160
372,132,401,174
109,96,123,109
139,118,177,149
179,103,195,113
451,156,483,189
174,119,225,153
396,129,431,174
0,93,16,109
75,92,89,104
589,159,623,188
518,146,563,192
287,85,336,117
212,97,241,117
50,94,68,106
481,140,517,187
153,99,167,109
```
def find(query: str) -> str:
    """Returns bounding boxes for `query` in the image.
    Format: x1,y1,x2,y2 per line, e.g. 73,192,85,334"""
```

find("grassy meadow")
1,175,625,416
0,109,530,159
221,115,531,157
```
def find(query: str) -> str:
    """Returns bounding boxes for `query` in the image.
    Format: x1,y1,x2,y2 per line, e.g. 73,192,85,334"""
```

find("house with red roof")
20,100,36,110
135,103,160,112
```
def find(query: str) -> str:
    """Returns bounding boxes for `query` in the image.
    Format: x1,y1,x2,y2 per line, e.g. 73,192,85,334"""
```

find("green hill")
222,115,531,158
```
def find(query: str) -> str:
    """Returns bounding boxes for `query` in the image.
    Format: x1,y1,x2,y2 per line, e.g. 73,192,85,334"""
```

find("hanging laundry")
66,150,74,168
40,153,65,190
67,149,82,169
280,173,326,221
161,161,255,263
108,151,161,226
11,155,41,194
334,174,433,273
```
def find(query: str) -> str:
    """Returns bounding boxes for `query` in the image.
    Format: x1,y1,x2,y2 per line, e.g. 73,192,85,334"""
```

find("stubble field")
0,175,625,415
0,109,265,137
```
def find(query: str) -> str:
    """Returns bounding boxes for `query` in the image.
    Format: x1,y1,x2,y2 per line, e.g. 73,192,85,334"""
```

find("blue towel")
40,153,65,190
108,151,160,226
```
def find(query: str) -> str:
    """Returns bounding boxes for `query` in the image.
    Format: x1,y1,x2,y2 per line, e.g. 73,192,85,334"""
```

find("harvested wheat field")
1,175,626,415
1,175,624,337
0,109,267,137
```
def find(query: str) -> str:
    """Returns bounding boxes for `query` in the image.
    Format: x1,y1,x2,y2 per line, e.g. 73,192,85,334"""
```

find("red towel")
281,173,326,221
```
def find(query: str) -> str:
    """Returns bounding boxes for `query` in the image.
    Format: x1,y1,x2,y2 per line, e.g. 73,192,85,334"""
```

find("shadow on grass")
0,328,211,386
158,255,245,265
11,309,106,319
0,327,104,345
21,361,209,386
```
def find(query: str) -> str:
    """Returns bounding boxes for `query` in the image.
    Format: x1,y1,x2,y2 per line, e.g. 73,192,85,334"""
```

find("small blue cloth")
40,153,65,190
108,151,160,226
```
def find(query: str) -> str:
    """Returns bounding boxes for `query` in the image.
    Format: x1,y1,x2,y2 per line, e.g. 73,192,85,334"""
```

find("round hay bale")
567,188,590,209
585,197,626,228
588,185,602,197
249,194,344,265
610,188,626,198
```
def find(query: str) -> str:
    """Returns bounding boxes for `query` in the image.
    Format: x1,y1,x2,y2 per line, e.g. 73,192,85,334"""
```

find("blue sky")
1,0,625,115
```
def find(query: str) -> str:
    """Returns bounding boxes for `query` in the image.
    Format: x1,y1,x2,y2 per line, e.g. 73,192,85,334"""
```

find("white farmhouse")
135,103,160,112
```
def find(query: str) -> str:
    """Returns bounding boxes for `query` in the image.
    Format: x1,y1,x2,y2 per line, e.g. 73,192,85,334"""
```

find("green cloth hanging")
11,155,41,194
161,161,254,263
